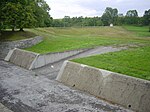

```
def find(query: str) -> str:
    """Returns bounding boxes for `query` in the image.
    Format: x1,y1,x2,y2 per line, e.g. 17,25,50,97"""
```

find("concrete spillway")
4,48,88,70
5,48,39,70
56,61,150,112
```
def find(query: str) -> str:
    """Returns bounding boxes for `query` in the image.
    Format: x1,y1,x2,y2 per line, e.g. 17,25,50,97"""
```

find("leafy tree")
143,9,150,25
52,19,63,27
34,0,52,27
117,17,125,25
1,0,52,31
1,2,21,31
124,10,139,25
126,10,138,17
1,0,36,31
63,16,71,27
0,0,11,31
0,0,5,32
101,7,118,26
143,9,150,32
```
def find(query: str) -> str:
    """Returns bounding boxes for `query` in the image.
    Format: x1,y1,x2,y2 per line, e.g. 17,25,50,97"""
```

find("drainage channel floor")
0,60,133,112
33,46,126,80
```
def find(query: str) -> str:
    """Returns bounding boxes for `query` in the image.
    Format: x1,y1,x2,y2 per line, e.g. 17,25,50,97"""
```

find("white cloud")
46,0,150,18
47,0,100,18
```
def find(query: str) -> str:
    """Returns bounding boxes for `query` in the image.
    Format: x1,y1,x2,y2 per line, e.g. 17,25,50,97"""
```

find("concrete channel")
0,45,133,112
57,61,150,112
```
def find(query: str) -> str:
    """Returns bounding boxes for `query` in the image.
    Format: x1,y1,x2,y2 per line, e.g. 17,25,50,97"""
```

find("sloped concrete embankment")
5,48,39,70
56,61,150,112
0,36,43,59
5,48,89,70
31,48,90,69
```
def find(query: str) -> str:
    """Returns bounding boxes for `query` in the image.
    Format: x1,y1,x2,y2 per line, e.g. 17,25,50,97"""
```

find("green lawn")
0,30,37,41
123,26,150,37
25,26,150,54
72,46,150,81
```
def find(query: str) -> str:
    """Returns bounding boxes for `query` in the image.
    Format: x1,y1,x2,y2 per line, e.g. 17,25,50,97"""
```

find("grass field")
25,26,150,54
0,30,37,41
72,46,150,81
71,26,150,80
123,26,150,37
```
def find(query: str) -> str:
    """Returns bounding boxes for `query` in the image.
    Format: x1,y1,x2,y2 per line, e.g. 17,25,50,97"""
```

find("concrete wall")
5,48,89,70
56,61,150,112
31,48,89,69
0,36,43,59
5,48,39,70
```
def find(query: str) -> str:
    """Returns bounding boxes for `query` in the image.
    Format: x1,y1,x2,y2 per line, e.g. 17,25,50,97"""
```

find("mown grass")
25,26,150,54
123,26,150,37
72,46,150,81
0,30,37,41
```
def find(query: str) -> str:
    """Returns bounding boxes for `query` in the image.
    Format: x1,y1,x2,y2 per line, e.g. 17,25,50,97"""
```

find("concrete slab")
5,48,39,70
0,60,132,112
56,61,150,112
0,103,13,112
4,49,15,61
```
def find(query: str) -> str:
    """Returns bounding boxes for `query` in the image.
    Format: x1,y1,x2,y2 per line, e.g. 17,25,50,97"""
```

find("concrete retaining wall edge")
56,61,150,112
0,36,43,59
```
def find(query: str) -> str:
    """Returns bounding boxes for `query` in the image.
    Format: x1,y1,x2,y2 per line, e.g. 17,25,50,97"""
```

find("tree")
126,10,138,17
34,0,52,27
52,19,63,27
101,7,118,26
1,0,52,31
143,9,150,25
0,0,5,32
1,2,21,31
124,10,139,25
1,0,36,31
143,9,150,32
63,16,71,27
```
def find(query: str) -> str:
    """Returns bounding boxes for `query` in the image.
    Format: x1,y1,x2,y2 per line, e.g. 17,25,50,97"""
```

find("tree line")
0,0,150,32
0,0,52,31
52,7,150,27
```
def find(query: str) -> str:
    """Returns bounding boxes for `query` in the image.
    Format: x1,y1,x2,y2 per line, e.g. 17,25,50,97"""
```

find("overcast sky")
45,0,150,19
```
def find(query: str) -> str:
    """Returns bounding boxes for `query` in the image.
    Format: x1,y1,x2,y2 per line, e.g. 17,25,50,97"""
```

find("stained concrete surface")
57,61,150,112
0,60,132,112
5,48,39,70
0,46,132,112
0,103,13,112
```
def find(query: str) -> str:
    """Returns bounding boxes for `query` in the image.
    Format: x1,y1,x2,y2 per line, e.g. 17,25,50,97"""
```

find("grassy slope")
73,46,150,80
73,26,150,80
123,26,150,37
0,30,37,41
26,26,150,54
